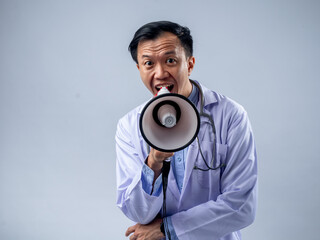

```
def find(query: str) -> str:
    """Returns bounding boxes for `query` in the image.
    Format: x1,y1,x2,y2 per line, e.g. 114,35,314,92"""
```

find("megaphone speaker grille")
152,100,181,128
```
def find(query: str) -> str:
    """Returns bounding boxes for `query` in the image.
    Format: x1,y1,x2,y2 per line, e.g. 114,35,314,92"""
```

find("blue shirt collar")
188,81,199,107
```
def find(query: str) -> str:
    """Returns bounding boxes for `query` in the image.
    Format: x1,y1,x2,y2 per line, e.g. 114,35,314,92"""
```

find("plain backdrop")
1,0,319,239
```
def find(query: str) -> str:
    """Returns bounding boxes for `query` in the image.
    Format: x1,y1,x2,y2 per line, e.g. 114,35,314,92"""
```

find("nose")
154,64,169,80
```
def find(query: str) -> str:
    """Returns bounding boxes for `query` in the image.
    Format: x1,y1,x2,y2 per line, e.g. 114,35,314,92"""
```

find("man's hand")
148,148,173,173
125,218,165,240
147,148,173,182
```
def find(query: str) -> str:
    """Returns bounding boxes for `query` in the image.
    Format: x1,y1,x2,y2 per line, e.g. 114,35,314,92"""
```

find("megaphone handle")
161,160,171,239
162,159,170,176
161,160,170,196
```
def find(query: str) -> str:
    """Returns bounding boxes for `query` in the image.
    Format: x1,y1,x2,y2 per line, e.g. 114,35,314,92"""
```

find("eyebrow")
164,50,176,55
141,51,177,59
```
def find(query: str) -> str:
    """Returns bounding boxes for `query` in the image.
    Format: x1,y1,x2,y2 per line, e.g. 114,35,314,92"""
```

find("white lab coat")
116,82,257,240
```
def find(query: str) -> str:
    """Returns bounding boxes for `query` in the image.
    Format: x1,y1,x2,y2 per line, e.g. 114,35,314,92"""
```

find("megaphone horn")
139,87,200,152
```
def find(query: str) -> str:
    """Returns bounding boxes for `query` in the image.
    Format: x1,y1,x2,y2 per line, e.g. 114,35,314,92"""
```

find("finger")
129,234,137,240
152,149,174,161
125,224,137,237
166,152,174,158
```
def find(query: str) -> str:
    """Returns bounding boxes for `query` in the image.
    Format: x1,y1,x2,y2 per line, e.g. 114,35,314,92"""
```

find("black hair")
128,21,193,64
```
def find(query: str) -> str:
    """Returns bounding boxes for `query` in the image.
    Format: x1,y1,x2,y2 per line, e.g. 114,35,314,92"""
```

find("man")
116,21,257,240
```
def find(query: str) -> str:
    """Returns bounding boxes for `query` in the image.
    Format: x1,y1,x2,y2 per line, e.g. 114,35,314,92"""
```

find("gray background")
1,0,319,239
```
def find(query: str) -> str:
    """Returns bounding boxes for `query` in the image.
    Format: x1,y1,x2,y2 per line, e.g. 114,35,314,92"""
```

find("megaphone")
139,87,200,152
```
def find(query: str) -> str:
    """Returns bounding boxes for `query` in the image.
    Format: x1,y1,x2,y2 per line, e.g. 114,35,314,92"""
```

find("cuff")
164,216,178,240
141,164,162,196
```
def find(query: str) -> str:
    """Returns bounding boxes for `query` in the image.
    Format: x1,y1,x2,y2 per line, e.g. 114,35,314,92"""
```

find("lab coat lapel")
191,81,218,142
179,140,198,205
179,82,218,201
179,116,209,202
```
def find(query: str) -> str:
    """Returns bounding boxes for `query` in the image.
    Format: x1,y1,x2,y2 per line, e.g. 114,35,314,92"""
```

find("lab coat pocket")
195,141,228,189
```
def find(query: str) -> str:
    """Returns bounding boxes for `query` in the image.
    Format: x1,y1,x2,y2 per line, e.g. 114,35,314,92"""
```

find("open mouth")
155,84,174,92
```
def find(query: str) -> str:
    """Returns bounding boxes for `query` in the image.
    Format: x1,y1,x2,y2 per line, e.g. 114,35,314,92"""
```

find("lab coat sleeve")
171,107,257,240
115,116,163,224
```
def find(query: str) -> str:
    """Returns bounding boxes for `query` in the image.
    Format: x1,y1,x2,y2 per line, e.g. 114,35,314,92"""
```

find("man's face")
136,32,195,97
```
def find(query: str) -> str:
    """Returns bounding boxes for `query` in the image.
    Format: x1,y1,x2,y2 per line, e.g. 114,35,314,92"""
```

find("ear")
136,64,140,70
187,56,195,76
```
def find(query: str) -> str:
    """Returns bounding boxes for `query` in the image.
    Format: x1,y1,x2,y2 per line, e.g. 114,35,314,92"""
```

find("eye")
144,61,153,66
166,58,177,64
